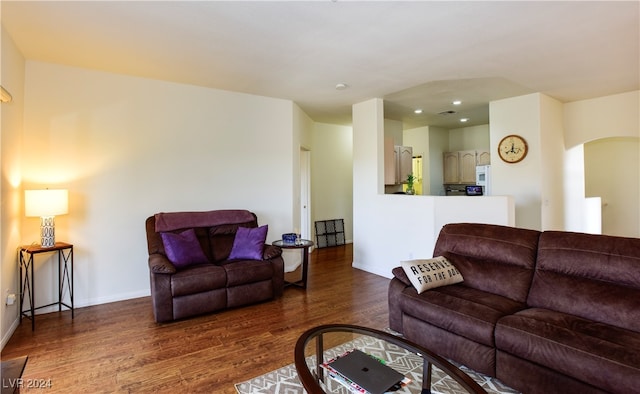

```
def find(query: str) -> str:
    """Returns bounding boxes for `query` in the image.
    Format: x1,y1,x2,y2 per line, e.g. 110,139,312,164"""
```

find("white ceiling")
2,1,638,129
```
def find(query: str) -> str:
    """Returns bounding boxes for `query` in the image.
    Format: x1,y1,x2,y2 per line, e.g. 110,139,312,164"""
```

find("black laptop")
328,349,404,394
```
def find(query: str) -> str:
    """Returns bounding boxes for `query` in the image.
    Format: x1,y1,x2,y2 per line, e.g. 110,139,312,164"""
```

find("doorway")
403,156,423,195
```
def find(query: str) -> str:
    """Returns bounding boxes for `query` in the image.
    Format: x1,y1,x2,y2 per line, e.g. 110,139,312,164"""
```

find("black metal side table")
18,242,74,330
272,239,314,289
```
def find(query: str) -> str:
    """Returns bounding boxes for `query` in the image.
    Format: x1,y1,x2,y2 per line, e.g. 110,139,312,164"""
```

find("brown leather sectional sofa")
389,223,640,394
145,210,284,323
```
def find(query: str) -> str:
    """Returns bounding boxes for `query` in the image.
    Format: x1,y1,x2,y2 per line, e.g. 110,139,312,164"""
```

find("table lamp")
25,189,69,247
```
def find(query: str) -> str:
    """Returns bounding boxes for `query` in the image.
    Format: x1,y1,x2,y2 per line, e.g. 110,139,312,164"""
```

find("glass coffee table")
294,324,486,394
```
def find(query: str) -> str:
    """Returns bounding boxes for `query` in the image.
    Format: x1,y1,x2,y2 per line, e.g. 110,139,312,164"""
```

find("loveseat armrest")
148,253,177,274
263,244,282,260
392,266,412,287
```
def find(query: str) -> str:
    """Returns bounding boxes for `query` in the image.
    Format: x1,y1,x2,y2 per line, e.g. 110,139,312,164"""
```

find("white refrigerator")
476,165,491,195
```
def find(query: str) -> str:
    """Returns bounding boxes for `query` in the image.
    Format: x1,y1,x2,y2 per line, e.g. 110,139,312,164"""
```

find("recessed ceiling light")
335,83,348,90
460,118,469,122
414,109,423,114
452,100,462,105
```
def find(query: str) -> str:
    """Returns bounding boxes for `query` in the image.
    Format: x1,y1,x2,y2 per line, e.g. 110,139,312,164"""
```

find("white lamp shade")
25,189,69,217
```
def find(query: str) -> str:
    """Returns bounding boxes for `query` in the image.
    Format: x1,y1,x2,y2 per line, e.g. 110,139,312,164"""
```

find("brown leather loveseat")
389,223,640,394
145,210,284,323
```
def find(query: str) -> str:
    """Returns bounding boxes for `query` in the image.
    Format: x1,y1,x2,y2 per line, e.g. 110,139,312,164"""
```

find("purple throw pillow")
228,225,268,260
160,228,209,269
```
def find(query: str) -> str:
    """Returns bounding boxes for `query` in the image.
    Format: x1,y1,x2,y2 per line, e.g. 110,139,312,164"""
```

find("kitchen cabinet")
396,145,413,184
443,152,461,184
443,150,490,184
459,150,477,183
384,138,413,185
384,138,395,185
477,150,491,166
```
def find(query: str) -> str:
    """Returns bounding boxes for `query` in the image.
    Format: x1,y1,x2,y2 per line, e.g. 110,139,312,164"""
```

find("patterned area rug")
235,334,519,394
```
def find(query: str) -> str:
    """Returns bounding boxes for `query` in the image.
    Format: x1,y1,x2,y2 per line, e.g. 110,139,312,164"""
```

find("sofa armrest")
388,277,408,333
263,244,282,260
392,266,412,287
148,253,177,274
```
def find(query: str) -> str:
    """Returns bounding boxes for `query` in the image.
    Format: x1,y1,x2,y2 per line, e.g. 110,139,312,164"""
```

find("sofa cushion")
227,280,274,308
529,231,640,332
228,225,268,260
222,259,275,287
398,284,526,347
495,308,640,393
170,264,227,297
403,314,497,377
433,223,540,303
172,289,227,320
160,229,209,269
400,257,463,294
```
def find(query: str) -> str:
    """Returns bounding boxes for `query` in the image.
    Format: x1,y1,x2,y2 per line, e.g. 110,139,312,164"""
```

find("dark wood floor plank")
1,244,391,393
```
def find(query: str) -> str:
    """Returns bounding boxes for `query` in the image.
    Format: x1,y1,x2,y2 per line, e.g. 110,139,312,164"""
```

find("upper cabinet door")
384,138,396,185
397,146,413,183
444,150,490,184
443,152,460,184
459,150,477,184
476,150,491,166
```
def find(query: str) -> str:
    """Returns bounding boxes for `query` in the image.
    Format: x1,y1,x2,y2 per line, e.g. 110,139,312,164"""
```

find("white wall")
563,144,588,232
585,137,639,237
490,94,545,230
565,91,640,237
384,119,403,145
1,26,25,349
448,124,490,151
539,94,565,230
20,61,297,314
311,122,353,243
353,99,514,279
490,93,567,231
281,103,314,270
491,91,639,234
564,91,640,149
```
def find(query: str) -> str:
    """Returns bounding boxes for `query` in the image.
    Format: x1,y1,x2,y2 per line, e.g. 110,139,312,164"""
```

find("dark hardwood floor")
1,244,391,393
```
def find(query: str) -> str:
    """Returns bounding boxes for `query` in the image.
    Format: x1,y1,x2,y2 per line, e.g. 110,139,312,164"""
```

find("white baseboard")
1,316,20,351
74,289,151,308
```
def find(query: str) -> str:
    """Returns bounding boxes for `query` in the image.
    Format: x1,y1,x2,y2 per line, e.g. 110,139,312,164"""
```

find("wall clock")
498,134,528,163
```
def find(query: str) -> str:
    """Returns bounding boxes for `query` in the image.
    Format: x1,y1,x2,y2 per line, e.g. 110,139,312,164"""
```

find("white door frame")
300,148,312,247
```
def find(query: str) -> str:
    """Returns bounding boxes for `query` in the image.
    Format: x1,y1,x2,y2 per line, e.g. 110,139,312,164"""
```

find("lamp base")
40,216,56,247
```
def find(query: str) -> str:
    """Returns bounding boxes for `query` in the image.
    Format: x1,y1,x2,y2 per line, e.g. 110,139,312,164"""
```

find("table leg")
18,251,35,330
30,253,35,331
59,247,74,318
58,250,62,312
70,247,74,318
422,360,433,394
315,333,324,383
18,251,24,325
300,246,309,288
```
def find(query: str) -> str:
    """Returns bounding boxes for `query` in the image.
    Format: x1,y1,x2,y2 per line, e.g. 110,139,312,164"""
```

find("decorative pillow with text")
400,256,463,294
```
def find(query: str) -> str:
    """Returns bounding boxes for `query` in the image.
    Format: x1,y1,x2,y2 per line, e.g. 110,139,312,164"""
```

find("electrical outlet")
6,293,16,306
